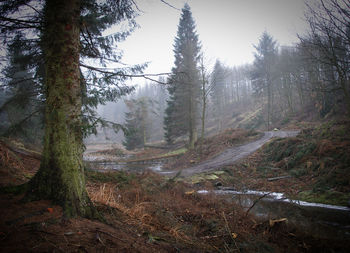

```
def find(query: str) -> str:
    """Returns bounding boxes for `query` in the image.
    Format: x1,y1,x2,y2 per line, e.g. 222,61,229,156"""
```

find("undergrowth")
260,120,350,206
86,170,301,252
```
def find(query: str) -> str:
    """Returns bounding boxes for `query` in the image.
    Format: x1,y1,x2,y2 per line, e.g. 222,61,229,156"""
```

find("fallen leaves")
185,190,195,195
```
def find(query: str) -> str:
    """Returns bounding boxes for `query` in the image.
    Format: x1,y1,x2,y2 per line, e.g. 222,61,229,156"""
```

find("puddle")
198,189,350,240
86,160,167,174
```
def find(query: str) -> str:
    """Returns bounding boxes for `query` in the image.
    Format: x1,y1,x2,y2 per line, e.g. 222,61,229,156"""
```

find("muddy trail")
166,130,299,177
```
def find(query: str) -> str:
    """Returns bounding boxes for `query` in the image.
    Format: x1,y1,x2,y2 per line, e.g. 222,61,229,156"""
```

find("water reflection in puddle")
199,189,350,211
86,160,168,174
198,189,350,240
86,159,350,240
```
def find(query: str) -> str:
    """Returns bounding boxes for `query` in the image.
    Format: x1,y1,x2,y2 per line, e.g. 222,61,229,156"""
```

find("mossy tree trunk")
26,0,97,218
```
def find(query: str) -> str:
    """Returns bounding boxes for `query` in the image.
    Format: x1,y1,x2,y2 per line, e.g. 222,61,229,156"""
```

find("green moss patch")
258,120,350,205
297,190,350,207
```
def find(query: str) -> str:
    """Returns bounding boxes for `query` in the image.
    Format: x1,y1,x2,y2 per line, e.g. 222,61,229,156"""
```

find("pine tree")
164,3,201,148
123,97,152,150
0,0,143,218
210,60,227,131
251,32,278,130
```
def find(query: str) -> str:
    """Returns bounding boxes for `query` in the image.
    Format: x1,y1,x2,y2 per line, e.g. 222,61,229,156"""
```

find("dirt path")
164,130,299,177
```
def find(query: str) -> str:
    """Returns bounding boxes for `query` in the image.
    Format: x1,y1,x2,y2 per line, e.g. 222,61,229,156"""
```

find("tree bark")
199,58,208,150
26,0,97,218
200,90,206,146
189,84,197,149
267,79,271,131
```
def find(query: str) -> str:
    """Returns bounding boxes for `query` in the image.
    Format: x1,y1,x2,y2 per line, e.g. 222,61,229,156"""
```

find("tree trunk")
189,86,197,149
200,94,206,146
26,0,97,218
267,81,271,131
199,60,207,150
340,78,350,117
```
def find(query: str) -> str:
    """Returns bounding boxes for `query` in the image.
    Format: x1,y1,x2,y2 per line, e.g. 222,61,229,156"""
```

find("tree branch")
80,63,173,84
160,0,180,11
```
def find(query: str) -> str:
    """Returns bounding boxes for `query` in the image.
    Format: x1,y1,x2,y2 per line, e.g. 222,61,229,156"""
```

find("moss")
290,168,307,178
264,138,300,163
164,148,187,156
187,173,220,184
85,170,135,186
265,140,316,170
212,170,225,175
297,190,350,206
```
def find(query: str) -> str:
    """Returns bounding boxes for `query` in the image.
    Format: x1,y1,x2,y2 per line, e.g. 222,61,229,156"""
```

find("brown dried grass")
86,171,258,251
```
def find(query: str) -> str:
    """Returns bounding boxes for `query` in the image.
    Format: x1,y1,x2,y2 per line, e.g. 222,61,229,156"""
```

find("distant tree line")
2,0,349,153
123,0,350,149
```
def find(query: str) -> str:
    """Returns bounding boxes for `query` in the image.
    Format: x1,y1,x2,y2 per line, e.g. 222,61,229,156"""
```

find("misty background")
86,0,314,145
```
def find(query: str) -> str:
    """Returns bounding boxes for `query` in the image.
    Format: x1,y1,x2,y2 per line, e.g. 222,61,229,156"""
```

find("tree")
123,97,153,150
0,35,44,142
164,3,201,148
133,79,168,142
251,32,278,130
300,0,350,116
210,59,227,131
198,55,212,146
275,46,298,116
0,0,142,218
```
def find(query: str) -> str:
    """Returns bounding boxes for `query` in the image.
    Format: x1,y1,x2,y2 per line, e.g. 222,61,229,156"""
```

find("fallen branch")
222,212,240,252
95,232,105,246
267,175,291,181
245,193,269,217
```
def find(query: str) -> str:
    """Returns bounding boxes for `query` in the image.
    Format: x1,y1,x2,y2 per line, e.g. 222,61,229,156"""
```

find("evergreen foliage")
164,4,201,147
123,97,153,150
0,0,145,140
0,0,143,218
0,35,44,142
251,32,278,94
251,31,278,130
210,59,227,130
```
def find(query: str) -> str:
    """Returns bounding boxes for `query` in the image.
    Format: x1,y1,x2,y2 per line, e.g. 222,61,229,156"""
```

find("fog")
87,0,348,148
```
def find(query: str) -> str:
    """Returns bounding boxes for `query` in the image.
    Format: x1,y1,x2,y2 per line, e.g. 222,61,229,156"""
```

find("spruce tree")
164,3,201,148
251,32,278,130
0,0,143,218
210,60,226,131
0,35,44,142
123,97,152,150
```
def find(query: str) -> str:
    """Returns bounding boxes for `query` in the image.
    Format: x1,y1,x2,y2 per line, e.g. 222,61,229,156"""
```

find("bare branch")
160,0,180,11
80,63,173,84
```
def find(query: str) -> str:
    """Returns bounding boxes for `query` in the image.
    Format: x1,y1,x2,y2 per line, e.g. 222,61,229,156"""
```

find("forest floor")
0,122,350,252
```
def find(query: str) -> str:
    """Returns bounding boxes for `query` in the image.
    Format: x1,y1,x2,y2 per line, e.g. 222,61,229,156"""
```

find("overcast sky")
116,0,309,76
